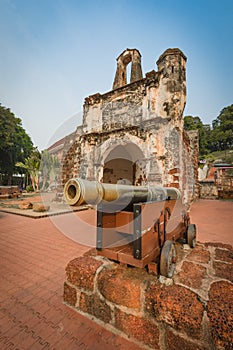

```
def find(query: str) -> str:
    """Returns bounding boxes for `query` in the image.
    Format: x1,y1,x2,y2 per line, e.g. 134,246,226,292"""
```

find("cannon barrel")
64,178,180,206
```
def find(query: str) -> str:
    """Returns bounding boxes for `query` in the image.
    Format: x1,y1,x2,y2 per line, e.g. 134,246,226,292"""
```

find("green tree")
210,104,233,152
16,148,41,192
0,104,33,184
184,115,210,155
40,150,60,191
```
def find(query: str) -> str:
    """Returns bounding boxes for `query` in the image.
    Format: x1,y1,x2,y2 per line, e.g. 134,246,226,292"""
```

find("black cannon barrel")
64,178,180,206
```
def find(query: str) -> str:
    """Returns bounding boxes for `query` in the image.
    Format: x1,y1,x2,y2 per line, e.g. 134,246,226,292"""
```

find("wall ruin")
63,243,233,350
52,48,198,206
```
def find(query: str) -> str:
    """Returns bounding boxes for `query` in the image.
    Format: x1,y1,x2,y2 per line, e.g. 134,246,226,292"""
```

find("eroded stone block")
115,308,160,349
66,256,103,291
33,203,50,212
179,261,207,289
63,282,77,307
165,329,207,350
213,260,233,283
207,281,233,350
98,266,145,310
145,284,204,339
215,248,233,263
79,292,112,323
187,245,210,264
18,201,33,210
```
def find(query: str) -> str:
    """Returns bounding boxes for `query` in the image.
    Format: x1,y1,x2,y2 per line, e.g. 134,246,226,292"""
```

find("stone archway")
102,143,145,185
103,158,134,184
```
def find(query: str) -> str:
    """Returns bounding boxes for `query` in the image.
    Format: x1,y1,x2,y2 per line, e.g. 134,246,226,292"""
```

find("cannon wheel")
187,224,197,248
160,240,177,278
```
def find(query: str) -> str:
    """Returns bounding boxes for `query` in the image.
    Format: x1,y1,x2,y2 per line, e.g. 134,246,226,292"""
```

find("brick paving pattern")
0,212,142,350
0,199,232,349
190,199,233,246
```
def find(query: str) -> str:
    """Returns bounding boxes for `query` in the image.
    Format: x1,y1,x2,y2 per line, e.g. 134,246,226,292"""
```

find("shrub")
26,185,34,192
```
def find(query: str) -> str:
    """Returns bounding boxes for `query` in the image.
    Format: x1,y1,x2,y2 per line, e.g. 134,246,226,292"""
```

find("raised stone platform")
0,193,89,218
63,242,233,350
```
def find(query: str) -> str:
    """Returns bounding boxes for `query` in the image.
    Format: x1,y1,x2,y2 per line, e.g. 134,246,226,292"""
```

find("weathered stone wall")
59,48,198,205
63,243,233,350
199,180,218,199
217,176,233,199
185,130,199,200
0,186,19,198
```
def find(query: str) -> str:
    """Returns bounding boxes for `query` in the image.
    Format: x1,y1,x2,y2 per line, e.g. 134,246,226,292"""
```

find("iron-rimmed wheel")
160,240,177,278
187,224,197,248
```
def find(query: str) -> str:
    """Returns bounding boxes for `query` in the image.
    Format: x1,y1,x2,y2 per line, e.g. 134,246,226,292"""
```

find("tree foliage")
40,150,60,191
16,148,41,192
0,104,33,184
210,104,233,152
184,104,233,158
184,115,211,155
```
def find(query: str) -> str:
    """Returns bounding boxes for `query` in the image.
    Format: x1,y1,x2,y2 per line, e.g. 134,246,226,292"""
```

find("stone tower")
112,48,143,89
156,48,187,121
59,48,198,205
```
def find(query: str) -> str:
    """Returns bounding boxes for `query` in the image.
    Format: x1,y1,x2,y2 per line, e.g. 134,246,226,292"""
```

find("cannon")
64,178,196,277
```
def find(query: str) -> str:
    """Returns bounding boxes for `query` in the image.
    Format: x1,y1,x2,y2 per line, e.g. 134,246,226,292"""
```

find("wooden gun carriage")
64,178,196,277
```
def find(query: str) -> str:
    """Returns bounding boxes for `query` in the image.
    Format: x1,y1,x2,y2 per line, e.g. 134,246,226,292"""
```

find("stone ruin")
49,47,199,207
59,50,233,349
63,243,233,350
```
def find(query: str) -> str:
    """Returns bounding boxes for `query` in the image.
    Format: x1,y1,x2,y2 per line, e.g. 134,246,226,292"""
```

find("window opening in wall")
127,62,132,85
171,65,174,73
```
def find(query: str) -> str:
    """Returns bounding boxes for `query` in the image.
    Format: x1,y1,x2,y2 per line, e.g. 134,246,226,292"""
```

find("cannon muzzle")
64,178,180,207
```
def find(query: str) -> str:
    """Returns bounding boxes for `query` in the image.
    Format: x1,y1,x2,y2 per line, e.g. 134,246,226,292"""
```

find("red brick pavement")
0,212,142,350
190,199,233,246
0,199,232,350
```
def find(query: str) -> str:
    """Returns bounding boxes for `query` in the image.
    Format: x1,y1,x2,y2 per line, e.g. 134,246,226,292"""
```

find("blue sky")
0,0,232,150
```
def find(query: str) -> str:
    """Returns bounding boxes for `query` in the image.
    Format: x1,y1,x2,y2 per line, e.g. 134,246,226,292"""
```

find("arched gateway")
56,48,198,206
101,142,146,185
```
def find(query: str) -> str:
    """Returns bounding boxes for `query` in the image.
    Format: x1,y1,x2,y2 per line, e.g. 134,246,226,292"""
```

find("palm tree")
16,149,40,192
40,150,60,191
